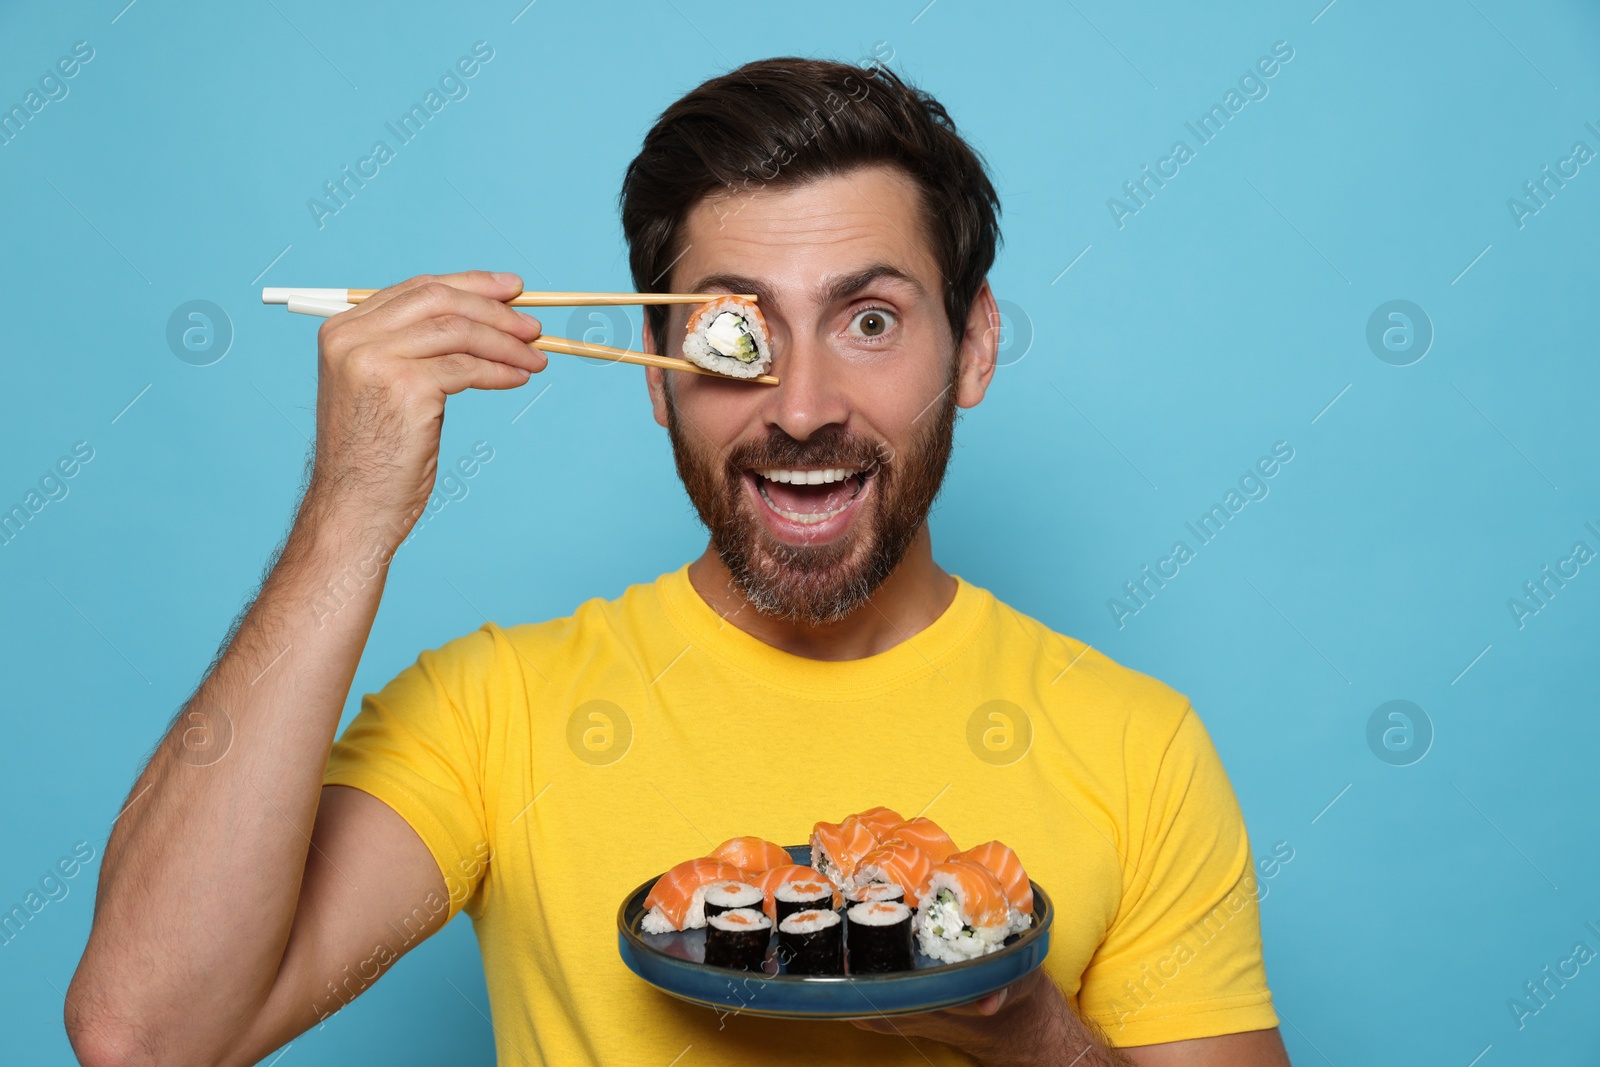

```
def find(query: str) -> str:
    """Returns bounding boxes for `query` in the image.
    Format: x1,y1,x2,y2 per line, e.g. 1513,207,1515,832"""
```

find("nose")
762,328,850,441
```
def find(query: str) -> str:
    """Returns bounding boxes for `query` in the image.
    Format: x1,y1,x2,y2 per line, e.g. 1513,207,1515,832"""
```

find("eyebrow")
684,263,928,309
821,263,928,304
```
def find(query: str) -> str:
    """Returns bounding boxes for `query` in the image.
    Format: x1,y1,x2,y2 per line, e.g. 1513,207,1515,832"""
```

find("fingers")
958,971,1038,1016
846,971,1045,1046
337,274,543,360
347,270,525,321
975,989,1008,1015
436,268,525,297
314,271,552,420
355,278,543,346
848,1018,894,1033
422,352,534,396
352,312,545,375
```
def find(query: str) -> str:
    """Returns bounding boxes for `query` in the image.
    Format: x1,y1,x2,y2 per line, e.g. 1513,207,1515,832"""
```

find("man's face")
645,164,997,625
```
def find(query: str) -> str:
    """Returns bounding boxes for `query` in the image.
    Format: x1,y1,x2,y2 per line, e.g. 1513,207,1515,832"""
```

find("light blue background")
2,0,1597,1063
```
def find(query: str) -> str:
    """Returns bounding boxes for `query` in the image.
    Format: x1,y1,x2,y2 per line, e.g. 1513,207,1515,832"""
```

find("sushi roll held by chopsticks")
682,296,773,379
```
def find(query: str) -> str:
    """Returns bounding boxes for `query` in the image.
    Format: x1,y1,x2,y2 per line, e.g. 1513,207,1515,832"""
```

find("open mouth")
749,466,871,526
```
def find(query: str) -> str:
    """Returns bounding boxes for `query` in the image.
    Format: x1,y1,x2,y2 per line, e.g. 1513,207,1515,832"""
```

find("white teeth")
757,482,859,524
755,467,859,485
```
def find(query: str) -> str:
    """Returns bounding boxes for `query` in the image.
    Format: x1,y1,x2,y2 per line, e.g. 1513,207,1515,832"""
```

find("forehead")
673,165,939,297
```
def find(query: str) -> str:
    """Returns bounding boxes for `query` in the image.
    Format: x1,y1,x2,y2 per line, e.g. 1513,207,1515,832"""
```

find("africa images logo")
1108,442,1294,629
306,41,495,230
1106,40,1295,229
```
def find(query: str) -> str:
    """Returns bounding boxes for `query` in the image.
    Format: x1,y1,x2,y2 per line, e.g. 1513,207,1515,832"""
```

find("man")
66,58,1290,1067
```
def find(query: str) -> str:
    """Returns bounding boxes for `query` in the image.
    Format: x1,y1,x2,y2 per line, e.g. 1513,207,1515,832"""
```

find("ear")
954,279,1000,409
643,317,670,427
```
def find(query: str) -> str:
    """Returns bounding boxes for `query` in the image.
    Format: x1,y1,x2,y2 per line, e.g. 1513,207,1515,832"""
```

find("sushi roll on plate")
811,818,878,890
846,900,916,973
850,840,934,907
682,296,772,378
703,907,773,971
778,909,844,975
914,861,1026,963
641,858,747,933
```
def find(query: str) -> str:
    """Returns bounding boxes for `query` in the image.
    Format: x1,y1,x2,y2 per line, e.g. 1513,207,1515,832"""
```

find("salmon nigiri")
850,840,935,907
709,836,791,873
810,818,878,889
850,805,906,841
755,863,834,921
641,858,746,933
914,860,1019,963
882,816,959,863
950,840,1034,917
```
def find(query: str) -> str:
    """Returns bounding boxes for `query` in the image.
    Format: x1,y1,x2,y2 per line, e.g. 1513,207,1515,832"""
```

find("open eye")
848,307,896,339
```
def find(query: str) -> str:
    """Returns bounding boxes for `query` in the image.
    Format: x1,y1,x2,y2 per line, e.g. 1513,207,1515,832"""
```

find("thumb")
977,988,1009,1016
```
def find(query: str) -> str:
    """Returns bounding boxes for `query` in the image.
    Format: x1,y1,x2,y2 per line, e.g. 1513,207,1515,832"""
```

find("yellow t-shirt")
324,566,1278,1064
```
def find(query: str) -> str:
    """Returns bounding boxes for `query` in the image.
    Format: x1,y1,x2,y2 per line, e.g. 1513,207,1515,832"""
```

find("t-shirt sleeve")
322,627,497,922
1076,703,1279,1046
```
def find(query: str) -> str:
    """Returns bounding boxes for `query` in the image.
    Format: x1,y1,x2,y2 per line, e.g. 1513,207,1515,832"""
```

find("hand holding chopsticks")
262,287,780,385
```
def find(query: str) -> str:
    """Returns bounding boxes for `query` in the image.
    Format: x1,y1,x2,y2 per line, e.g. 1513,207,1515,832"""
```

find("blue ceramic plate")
617,845,1052,1020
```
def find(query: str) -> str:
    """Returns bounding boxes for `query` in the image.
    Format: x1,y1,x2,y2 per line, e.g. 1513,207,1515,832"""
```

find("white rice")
775,880,832,906
706,907,772,933
846,900,912,927
778,908,841,935
704,881,763,912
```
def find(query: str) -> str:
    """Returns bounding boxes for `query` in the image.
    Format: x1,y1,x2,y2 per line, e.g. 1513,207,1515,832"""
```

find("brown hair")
619,56,1001,353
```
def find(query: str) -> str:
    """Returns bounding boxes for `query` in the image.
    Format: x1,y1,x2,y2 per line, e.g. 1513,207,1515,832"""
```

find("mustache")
726,427,890,474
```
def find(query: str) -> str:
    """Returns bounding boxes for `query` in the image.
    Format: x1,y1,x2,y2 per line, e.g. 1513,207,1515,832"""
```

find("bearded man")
67,58,1290,1067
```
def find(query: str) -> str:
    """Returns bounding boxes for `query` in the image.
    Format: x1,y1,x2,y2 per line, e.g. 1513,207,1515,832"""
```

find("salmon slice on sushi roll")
850,805,906,841
882,816,959,863
708,836,791,873
950,840,1034,923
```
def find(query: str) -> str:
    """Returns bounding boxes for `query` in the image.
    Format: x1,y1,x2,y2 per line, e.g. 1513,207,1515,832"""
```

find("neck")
686,526,957,661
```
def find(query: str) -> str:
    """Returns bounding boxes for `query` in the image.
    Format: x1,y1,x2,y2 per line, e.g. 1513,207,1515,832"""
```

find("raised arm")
65,272,546,1067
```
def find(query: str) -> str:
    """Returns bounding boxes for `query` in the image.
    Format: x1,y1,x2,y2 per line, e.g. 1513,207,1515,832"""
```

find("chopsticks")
262,287,778,385
536,334,779,384
261,288,757,308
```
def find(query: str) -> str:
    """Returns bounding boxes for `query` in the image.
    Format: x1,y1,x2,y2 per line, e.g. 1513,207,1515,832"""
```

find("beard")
665,374,958,627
